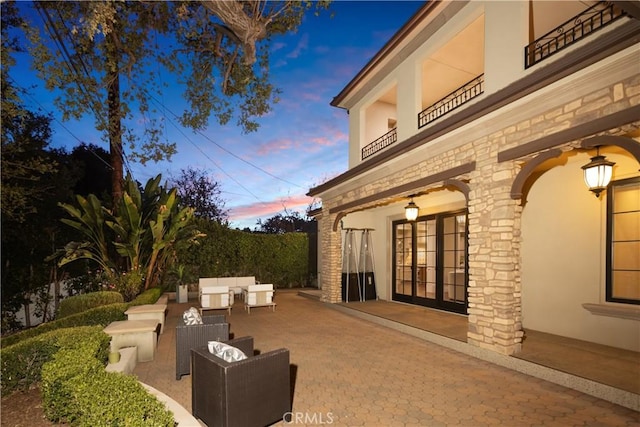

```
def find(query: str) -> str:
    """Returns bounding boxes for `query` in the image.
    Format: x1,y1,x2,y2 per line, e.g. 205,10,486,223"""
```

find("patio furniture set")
101,277,289,426
199,276,277,314
176,309,291,427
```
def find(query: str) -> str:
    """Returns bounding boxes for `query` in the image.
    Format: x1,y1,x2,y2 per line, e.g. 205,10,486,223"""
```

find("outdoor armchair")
176,314,229,380
199,280,234,315
243,284,276,314
191,336,291,427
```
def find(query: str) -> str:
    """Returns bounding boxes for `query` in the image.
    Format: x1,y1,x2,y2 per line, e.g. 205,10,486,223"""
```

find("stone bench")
104,319,159,362
125,304,167,333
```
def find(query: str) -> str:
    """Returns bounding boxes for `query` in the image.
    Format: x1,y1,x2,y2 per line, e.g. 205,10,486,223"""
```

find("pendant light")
404,197,419,221
581,147,615,197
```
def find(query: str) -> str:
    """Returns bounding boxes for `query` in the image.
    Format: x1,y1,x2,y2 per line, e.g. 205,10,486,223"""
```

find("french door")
392,211,467,314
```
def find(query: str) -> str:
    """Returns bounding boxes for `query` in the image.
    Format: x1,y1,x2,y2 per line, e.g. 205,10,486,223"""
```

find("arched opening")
519,144,639,351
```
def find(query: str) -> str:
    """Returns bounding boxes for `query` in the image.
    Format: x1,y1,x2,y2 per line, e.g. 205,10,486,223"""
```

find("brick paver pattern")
133,291,640,426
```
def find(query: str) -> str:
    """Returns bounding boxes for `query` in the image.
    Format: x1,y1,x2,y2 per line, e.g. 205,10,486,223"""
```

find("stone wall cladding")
318,75,639,355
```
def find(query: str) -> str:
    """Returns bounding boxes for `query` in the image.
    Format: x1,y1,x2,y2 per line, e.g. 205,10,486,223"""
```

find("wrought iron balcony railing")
525,1,626,69
361,127,397,160
418,74,484,129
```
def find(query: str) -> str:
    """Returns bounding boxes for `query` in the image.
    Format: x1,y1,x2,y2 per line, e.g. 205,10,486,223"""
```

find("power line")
148,95,269,206
35,3,133,178
7,76,113,171
145,91,305,190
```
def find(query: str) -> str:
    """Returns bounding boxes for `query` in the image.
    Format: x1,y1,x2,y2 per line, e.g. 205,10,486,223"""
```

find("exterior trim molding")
332,212,347,232
443,179,471,201
498,106,640,163
581,135,640,164
582,303,640,321
510,149,563,202
329,162,475,216
331,1,452,108
308,20,640,198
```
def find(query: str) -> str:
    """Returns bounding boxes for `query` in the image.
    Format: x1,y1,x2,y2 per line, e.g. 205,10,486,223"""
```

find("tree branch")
200,0,272,65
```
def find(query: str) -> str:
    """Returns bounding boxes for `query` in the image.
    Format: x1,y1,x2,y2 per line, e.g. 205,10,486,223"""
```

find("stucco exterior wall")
317,54,639,355
316,1,639,356
521,150,640,351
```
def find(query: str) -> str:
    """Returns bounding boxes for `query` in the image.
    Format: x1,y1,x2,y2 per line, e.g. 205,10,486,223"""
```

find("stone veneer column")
320,210,343,303
467,138,523,355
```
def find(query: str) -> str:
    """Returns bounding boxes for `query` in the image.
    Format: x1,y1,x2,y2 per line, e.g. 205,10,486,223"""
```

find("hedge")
180,219,310,288
38,328,174,426
1,287,164,349
0,326,110,395
2,324,174,425
0,303,128,349
57,291,124,319
131,287,163,305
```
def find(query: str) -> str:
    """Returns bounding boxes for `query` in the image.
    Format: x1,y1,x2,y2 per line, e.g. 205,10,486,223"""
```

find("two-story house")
307,0,640,358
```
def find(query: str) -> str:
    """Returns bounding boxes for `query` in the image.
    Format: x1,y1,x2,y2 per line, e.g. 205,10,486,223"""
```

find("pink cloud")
271,42,286,53
230,194,314,221
256,138,298,156
286,33,309,59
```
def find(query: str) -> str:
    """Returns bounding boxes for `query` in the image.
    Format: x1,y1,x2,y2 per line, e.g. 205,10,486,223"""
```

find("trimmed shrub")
1,326,109,395
65,370,174,426
2,287,164,349
1,303,128,348
57,291,124,319
130,287,163,306
41,339,173,426
180,219,310,288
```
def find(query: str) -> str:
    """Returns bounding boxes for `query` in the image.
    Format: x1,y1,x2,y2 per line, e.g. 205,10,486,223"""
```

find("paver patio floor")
133,290,639,426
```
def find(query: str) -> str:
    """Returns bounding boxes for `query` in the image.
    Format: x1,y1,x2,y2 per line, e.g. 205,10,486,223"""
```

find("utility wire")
148,94,269,206
29,4,305,206
145,91,305,190
7,76,113,171
36,3,133,178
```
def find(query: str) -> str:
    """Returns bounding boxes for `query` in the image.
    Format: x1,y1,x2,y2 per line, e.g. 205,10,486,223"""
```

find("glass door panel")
392,211,468,314
416,219,436,301
443,214,466,304
394,223,413,298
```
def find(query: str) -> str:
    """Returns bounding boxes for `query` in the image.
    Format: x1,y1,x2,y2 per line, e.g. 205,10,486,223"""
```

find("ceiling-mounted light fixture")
581,147,615,197
404,196,419,221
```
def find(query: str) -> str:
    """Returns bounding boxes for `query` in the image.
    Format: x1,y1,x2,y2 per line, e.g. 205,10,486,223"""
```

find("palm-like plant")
58,194,116,279
58,173,203,293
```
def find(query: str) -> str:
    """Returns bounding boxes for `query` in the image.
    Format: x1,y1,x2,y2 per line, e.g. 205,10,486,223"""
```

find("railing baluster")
417,74,485,130
524,1,625,69
361,128,398,160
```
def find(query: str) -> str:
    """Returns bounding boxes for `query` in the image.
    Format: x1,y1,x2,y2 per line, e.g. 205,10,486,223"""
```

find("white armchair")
243,284,276,314
199,278,234,315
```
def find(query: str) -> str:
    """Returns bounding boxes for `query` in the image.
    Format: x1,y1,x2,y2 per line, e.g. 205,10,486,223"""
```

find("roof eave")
330,1,441,109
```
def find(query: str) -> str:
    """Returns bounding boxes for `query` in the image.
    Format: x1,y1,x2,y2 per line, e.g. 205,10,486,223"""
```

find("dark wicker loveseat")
191,336,291,427
176,314,229,380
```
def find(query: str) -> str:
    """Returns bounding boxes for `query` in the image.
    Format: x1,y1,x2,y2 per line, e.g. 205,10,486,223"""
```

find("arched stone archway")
511,136,640,204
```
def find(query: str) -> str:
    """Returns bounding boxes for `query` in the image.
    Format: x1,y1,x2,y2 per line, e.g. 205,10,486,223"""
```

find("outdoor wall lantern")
581,147,615,197
404,196,419,221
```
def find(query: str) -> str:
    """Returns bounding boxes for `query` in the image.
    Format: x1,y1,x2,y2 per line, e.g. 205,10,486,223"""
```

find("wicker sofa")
176,314,229,380
191,336,291,427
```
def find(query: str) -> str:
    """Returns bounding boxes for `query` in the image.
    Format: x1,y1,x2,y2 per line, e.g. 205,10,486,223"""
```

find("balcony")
361,127,397,160
525,1,626,69
418,74,484,130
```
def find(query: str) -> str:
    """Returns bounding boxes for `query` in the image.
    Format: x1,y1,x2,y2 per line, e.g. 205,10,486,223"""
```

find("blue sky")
9,1,424,229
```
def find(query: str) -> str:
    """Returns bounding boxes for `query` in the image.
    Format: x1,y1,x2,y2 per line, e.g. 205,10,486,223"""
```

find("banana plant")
57,194,116,278
58,173,203,293
144,188,199,289
107,191,144,272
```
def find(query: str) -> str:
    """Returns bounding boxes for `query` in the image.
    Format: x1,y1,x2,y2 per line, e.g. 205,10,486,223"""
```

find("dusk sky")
9,1,424,230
